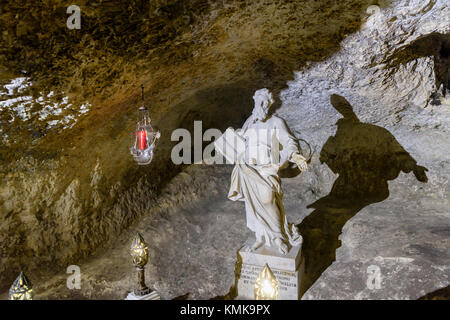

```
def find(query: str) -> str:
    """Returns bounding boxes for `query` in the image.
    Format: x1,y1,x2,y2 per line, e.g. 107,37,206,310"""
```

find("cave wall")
0,0,449,299
277,0,450,298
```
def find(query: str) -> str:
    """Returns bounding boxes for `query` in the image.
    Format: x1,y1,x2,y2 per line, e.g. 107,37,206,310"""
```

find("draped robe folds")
227,115,303,248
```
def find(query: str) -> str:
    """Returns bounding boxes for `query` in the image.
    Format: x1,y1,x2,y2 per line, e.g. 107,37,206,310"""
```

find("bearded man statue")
218,88,308,255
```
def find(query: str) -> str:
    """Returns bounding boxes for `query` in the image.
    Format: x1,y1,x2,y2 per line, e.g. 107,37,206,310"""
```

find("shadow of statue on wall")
297,94,428,295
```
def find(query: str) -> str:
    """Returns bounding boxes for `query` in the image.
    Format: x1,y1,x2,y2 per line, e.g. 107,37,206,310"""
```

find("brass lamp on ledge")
130,232,151,296
8,272,33,300
125,232,160,300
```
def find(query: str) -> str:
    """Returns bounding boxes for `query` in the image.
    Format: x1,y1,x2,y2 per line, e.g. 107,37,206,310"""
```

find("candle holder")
130,85,160,165
254,264,278,300
8,272,33,300
125,232,160,300
130,232,151,296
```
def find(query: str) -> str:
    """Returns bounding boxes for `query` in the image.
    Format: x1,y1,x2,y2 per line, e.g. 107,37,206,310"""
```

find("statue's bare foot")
274,238,288,255
250,238,264,252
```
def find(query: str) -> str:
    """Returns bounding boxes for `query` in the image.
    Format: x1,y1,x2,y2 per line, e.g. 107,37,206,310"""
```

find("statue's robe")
227,114,303,248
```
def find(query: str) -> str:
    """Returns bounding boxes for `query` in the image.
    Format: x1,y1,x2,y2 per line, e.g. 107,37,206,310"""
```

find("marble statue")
216,88,308,255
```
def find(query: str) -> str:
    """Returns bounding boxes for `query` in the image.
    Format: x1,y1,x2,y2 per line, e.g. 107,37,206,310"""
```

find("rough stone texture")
276,0,450,299
0,0,377,288
0,165,249,300
0,0,449,299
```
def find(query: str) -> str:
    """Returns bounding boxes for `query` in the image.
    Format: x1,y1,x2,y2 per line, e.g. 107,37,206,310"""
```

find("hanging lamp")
130,85,160,165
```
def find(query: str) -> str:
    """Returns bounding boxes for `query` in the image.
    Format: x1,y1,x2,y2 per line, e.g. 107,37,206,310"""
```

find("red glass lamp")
130,86,160,165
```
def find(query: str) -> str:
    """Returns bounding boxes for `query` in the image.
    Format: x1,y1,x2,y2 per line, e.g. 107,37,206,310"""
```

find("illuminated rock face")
0,0,449,299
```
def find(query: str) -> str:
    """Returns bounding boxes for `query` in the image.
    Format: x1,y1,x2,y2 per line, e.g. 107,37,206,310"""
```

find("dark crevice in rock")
418,285,450,300
386,32,450,102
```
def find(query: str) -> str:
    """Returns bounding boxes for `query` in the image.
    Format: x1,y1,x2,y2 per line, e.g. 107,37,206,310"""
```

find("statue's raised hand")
291,153,308,171
413,165,428,183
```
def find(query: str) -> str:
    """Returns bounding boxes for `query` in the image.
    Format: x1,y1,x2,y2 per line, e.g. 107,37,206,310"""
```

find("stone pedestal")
125,291,161,300
236,237,304,300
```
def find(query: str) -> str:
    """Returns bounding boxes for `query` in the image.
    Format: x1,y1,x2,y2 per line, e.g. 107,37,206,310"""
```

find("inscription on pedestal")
236,238,304,300
238,262,302,300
